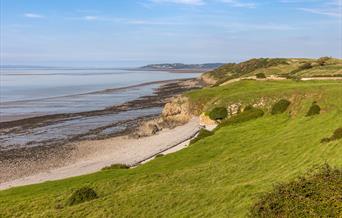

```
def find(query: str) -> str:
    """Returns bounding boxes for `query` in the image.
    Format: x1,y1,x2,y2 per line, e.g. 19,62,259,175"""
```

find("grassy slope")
203,58,342,84
0,80,341,217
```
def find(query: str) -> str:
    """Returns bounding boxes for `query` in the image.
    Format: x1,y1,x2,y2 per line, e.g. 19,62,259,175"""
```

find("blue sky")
0,0,341,67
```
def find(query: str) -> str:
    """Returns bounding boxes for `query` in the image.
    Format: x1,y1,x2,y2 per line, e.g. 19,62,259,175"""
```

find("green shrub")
271,99,291,115
306,103,321,116
155,154,164,158
249,164,342,217
218,107,264,128
66,187,98,206
321,127,342,143
244,105,254,111
255,73,266,79
190,129,214,145
102,164,130,171
208,107,228,120
290,63,312,74
317,57,331,66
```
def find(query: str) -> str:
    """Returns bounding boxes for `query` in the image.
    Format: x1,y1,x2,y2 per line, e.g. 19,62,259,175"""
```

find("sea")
0,67,200,122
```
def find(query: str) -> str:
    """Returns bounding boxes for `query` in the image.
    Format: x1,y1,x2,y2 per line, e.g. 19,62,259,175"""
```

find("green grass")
202,58,342,85
249,164,342,217
0,80,341,217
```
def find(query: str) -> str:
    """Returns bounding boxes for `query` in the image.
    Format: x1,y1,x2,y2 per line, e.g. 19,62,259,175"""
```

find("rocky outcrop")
162,96,192,124
199,113,217,126
227,103,242,116
133,96,194,138
133,118,164,138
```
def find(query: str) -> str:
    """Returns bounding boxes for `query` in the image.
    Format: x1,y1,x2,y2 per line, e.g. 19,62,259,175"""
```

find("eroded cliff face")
201,74,217,86
162,96,192,124
133,96,193,138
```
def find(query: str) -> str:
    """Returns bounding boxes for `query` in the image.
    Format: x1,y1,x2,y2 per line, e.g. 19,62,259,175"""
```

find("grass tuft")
101,164,130,171
66,187,98,206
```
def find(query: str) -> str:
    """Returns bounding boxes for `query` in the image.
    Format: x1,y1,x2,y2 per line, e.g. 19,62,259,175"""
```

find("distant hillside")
140,63,224,70
201,57,342,85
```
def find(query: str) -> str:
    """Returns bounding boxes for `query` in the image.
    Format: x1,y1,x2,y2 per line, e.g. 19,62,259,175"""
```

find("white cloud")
83,16,99,20
24,13,44,18
298,7,341,17
151,0,205,5
220,0,256,8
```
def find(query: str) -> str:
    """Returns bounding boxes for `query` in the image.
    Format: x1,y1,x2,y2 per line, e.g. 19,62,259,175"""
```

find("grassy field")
0,80,341,217
202,58,342,85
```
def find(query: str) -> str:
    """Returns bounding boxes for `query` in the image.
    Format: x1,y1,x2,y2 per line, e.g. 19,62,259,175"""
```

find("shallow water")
0,107,162,151
0,67,200,121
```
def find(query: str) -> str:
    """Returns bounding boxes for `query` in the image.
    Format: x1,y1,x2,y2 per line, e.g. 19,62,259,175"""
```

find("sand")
0,118,201,190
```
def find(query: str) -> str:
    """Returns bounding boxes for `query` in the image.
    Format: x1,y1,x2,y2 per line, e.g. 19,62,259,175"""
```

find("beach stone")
133,119,163,138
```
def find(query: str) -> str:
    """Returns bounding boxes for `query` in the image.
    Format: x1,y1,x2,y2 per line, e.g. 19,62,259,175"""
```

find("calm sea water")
0,67,200,121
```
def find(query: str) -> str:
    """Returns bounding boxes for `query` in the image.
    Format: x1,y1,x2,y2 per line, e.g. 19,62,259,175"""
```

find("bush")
244,105,254,111
190,129,214,145
317,57,331,66
271,99,291,115
208,107,228,120
255,73,266,79
306,103,321,116
290,63,312,74
218,107,264,128
249,164,342,217
66,187,98,206
321,127,342,143
155,154,164,158
102,164,130,171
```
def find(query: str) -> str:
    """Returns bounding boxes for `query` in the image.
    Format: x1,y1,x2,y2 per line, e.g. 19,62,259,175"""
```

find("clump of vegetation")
208,107,228,120
290,63,312,74
255,73,266,79
155,154,164,158
271,99,291,115
317,57,331,66
218,107,264,128
190,129,214,145
249,164,342,218
102,164,130,171
244,105,254,111
321,127,342,143
66,187,98,206
306,102,321,117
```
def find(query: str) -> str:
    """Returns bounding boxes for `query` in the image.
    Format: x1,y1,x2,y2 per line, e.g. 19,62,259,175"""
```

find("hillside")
140,63,224,70
201,57,342,85
0,79,341,217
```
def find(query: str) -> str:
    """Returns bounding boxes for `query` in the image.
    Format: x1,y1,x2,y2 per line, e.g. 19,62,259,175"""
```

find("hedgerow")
249,164,342,217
